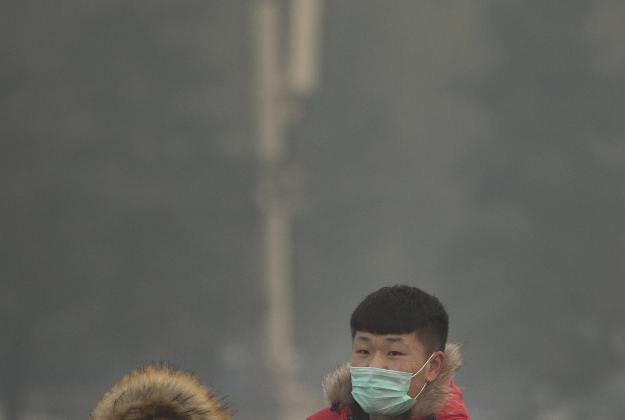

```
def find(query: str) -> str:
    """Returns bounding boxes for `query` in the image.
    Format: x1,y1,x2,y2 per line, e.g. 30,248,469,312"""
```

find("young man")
308,285,469,420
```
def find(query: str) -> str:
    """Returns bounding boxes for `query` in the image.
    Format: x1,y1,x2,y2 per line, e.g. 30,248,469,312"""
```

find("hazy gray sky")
2,2,625,420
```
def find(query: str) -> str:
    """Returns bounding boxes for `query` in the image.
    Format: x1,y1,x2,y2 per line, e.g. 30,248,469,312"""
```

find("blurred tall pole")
253,0,323,419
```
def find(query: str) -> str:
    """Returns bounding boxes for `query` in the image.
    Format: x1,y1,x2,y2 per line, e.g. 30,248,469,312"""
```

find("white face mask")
350,353,435,420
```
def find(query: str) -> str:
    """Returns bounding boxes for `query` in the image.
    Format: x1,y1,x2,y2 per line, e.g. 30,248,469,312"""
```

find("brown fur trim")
322,343,463,417
409,342,462,417
322,364,354,407
90,365,232,420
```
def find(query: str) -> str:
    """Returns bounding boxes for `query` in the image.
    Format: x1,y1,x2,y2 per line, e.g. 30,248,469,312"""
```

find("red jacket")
307,379,468,420
307,344,469,420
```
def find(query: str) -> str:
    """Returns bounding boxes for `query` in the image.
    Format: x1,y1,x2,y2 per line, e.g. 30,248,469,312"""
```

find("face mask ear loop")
413,380,428,400
411,352,436,378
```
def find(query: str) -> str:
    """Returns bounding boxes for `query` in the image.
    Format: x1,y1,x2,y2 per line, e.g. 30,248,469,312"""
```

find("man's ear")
425,350,445,382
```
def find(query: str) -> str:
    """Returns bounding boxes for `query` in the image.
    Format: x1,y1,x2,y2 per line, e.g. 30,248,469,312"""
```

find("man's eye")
356,349,369,354
388,351,403,356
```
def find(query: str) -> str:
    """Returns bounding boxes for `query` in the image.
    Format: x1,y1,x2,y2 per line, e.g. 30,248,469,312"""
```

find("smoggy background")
2,2,625,420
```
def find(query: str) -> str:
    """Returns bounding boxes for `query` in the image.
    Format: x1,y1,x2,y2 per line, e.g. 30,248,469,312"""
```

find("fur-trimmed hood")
322,343,463,419
90,365,231,420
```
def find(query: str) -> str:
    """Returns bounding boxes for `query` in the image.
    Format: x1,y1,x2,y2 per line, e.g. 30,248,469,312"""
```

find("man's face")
350,331,431,399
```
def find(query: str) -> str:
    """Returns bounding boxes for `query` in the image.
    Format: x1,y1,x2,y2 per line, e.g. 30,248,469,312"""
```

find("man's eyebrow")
384,336,405,343
354,335,371,342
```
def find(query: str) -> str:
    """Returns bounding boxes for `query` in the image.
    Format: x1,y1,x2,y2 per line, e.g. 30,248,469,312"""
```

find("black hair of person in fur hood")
90,364,232,420
350,285,449,354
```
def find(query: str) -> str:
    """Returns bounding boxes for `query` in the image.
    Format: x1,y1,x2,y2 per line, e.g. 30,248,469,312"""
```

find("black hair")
349,285,449,354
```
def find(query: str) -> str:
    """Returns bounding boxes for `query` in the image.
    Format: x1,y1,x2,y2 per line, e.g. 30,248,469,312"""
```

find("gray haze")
2,2,625,420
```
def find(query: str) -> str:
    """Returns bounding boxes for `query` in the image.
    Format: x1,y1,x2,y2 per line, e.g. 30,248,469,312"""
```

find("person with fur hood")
307,285,469,420
90,364,231,420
